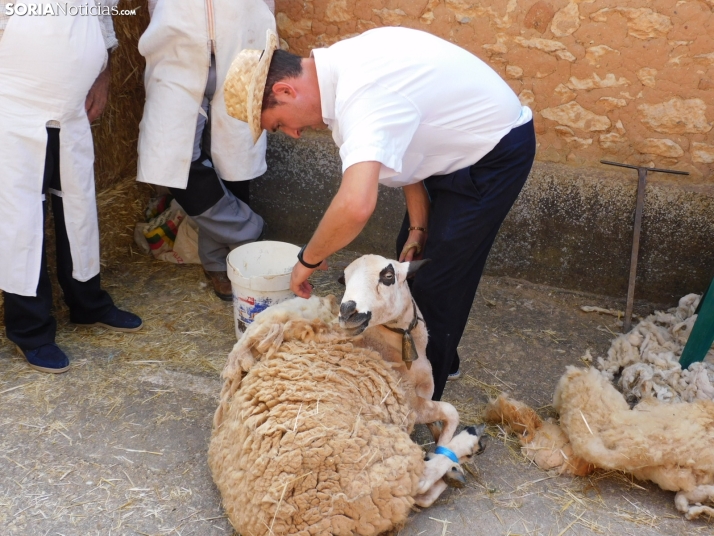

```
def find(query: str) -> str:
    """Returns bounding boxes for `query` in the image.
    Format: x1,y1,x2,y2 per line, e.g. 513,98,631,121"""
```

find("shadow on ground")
0,179,710,535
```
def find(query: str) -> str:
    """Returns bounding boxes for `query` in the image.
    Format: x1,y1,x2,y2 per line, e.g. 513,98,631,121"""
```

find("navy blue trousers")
168,150,251,217
397,120,536,401
3,128,114,351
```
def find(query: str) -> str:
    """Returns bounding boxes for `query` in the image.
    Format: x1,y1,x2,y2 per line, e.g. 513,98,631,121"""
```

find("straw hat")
224,29,279,143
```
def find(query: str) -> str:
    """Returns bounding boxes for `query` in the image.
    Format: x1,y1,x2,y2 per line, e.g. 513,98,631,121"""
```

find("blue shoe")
447,369,461,381
73,306,143,332
16,343,70,374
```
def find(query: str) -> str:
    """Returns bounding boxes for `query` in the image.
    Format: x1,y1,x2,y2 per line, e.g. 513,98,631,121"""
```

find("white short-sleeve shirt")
312,27,532,187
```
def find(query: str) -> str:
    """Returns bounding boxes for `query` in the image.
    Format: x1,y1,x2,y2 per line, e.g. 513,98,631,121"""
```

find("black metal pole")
600,160,689,333
623,168,647,333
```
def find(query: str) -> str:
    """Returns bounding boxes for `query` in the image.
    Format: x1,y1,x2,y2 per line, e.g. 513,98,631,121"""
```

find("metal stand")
600,160,689,333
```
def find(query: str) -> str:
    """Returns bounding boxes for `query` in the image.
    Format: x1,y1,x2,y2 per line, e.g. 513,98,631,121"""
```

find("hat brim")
247,30,279,143
223,29,279,144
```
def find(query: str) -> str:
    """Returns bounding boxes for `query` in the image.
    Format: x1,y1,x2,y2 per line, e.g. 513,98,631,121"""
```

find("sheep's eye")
379,264,396,286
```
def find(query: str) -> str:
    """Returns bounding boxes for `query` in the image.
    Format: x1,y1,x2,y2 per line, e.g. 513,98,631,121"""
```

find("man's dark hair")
262,49,303,111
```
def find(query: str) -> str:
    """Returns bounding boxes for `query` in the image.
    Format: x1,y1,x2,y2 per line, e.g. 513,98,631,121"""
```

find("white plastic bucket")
226,241,300,339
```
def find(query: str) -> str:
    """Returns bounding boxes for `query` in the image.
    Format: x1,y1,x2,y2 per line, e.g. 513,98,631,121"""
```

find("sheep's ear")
337,273,345,286
406,259,431,279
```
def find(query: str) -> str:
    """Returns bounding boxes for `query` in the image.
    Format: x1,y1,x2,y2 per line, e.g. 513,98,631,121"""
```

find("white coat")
0,1,107,296
137,0,276,188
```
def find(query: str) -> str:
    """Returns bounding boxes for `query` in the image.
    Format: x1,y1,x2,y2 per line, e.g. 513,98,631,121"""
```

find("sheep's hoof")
443,466,467,488
476,436,487,455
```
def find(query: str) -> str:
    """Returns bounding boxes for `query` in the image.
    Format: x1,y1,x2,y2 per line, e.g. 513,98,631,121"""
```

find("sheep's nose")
340,300,357,320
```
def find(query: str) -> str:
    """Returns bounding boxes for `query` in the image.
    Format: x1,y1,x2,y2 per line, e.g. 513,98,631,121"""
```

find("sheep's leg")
417,453,456,495
683,505,714,520
417,425,485,495
414,479,448,508
412,397,459,446
675,486,714,520
426,421,442,444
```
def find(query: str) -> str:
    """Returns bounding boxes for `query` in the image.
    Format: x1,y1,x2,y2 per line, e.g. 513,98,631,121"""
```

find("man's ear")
271,81,297,100
406,259,431,279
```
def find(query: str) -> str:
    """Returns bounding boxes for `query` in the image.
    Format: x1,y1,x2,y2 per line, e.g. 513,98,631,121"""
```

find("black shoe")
73,306,143,332
16,343,70,374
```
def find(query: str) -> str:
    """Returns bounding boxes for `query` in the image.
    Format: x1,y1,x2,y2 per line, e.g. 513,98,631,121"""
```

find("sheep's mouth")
339,312,371,335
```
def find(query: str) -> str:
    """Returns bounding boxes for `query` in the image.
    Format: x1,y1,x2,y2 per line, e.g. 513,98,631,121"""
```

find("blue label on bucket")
236,295,274,324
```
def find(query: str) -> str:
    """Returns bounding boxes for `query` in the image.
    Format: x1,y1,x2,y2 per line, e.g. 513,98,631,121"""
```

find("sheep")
484,369,714,520
338,255,461,446
554,366,714,520
482,292,714,521
208,290,485,535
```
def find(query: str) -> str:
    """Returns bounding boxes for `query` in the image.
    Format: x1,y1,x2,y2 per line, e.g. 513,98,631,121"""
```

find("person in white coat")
137,0,276,300
0,1,143,374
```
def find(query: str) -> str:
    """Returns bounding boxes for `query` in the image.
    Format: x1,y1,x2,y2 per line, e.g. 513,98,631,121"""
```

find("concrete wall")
275,0,714,182
253,131,714,304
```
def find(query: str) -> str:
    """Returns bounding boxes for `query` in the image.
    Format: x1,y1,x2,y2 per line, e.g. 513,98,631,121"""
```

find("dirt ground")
0,180,712,536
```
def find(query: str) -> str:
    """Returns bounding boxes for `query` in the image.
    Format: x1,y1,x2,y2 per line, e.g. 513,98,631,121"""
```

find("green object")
679,277,714,369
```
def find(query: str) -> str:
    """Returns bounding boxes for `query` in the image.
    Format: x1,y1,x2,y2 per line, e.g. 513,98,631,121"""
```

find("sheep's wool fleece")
209,296,425,536
555,366,714,519
483,394,593,476
482,293,714,520
594,293,714,403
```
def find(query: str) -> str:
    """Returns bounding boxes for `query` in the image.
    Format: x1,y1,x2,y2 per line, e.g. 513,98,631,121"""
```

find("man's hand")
400,181,430,261
399,228,427,262
85,62,111,122
289,161,381,298
290,260,327,298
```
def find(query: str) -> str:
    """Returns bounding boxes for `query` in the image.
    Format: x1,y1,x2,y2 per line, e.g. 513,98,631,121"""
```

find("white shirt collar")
311,48,335,126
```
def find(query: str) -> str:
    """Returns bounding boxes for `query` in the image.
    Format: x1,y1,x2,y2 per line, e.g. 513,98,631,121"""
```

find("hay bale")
93,0,150,190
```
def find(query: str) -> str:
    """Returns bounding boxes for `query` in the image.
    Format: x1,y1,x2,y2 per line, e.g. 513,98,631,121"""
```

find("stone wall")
275,0,714,183
254,132,714,304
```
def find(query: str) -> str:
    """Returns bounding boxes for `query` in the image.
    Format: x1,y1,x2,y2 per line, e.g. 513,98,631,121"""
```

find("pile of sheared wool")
485,293,714,521
483,394,594,477
591,293,714,403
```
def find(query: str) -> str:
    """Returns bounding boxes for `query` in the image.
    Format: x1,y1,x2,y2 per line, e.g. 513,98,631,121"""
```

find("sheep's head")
338,254,430,335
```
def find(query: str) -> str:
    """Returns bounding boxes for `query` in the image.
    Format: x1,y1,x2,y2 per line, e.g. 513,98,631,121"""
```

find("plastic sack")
134,195,201,264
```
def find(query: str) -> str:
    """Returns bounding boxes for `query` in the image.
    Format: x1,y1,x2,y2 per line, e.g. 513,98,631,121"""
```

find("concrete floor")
0,249,714,536
1,245,712,536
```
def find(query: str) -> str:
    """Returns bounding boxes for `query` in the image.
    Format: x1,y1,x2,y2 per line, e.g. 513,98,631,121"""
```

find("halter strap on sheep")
382,299,423,369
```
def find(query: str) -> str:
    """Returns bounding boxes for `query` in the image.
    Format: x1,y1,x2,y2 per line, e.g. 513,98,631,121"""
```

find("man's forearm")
403,181,430,228
85,50,112,122
399,181,430,261
301,161,381,265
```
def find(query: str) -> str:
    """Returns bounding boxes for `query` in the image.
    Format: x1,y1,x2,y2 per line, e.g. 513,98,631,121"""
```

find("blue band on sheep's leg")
434,446,459,463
